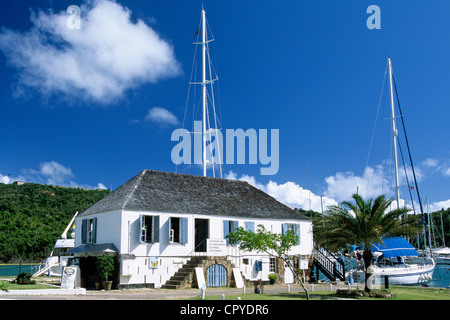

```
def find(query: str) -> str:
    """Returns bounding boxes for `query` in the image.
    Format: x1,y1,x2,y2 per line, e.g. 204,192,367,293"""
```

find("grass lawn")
189,286,450,300
0,277,61,291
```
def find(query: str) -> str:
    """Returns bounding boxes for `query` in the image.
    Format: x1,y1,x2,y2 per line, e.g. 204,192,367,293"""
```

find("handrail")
313,246,345,281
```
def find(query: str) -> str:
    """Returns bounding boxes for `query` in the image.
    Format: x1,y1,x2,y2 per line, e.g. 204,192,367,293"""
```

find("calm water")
315,261,450,289
0,264,43,276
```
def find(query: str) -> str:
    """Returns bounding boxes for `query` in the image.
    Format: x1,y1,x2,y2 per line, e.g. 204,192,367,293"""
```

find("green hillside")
0,182,110,263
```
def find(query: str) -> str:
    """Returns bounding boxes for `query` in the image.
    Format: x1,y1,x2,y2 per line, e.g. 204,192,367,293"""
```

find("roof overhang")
67,243,119,255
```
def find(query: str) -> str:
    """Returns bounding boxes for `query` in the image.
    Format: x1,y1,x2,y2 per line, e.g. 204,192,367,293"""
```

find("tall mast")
388,57,400,209
201,9,207,177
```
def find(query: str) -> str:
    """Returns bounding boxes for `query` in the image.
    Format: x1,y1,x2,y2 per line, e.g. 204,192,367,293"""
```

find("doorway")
195,219,209,252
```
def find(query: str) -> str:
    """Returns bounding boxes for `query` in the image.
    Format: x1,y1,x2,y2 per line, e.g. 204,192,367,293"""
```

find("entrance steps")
162,256,209,289
162,256,243,289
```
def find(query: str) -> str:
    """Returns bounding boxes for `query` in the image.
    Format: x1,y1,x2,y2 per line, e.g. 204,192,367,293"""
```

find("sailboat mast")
388,57,401,209
201,9,207,177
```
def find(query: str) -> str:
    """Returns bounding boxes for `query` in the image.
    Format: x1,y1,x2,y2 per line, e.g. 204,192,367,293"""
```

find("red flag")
194,28,200,37
409,186,415,190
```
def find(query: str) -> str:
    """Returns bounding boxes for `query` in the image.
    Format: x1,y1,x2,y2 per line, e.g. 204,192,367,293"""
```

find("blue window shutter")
296,224,301,245
153,216,160,243
81,219,87,244
181,218,188,244
282,223,287,235
92,217,97,244
223,220,230,244
232,221,239,232
245,221,255,232
255,260,262,272
223,220,230,238
168,217,172,242
139,214,144,243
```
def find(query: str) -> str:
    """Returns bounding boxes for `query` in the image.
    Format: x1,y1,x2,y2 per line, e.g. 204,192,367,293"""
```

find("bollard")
329,283,333,291
287,284,290,292
221,294,225,300
242,285,246,294
310,284,314,292
200,286,206,300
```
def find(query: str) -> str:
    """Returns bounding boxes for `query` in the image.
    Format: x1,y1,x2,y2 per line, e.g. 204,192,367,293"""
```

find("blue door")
207,264,227,287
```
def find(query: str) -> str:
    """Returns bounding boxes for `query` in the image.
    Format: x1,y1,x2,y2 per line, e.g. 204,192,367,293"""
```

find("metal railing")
313,246,345,281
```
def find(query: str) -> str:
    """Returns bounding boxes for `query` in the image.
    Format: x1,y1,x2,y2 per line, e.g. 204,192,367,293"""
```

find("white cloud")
1,161,107,190
40,161,74,185
0,174,11,184
225,170,337,212
324,165,390,203
96,183,108,190
420,157,450,177
145,107,179,125
422,158,438,168
0,0,180,103
430,200,450,211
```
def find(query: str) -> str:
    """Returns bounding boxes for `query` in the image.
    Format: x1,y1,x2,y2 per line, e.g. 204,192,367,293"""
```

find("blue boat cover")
371,237,419,258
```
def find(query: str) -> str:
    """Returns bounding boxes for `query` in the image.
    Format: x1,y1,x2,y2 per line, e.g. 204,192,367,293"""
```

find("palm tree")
314,193,418,292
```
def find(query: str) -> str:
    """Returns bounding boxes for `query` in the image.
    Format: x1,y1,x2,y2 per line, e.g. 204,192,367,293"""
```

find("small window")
140,215,160,243
169,217,188,244
269,258,277,273
282,223,300,245
81,218,97,244
170,217,180,243
223,220,239,243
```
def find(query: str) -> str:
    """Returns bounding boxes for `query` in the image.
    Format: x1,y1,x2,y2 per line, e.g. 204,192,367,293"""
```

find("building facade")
70,170,313,289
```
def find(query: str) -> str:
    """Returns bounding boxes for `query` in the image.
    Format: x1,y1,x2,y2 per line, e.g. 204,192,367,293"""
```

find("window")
269,258,277,273
244,221,255,232
140,215,160,243
223,220,239,244
282,223,300,245
81,218,97,244
169,217,188,244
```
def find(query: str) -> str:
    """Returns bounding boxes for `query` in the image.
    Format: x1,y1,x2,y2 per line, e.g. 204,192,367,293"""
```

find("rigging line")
176,38,199,174
364,64,387,195
177,16,202,174
392,74,426,224
397,134,417,215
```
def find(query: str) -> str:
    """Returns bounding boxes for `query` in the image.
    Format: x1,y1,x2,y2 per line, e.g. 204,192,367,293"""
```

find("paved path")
0,283,357,300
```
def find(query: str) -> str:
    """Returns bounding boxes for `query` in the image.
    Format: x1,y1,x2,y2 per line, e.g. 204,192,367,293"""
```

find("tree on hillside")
314,194,417,292
226,225,310,300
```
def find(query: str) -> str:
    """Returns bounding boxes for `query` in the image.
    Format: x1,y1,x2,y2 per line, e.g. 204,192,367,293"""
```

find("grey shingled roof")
79,170,309,221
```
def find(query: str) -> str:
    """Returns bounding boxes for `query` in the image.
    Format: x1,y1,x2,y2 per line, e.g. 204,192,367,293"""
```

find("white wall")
74,210,122,250
117,210,313,287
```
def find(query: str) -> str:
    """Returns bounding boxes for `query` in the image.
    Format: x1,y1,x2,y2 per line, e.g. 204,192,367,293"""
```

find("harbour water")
0,263,44,277
314,261,450,289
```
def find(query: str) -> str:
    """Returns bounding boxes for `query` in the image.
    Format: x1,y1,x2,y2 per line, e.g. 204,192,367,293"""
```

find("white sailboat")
433,247,450,265
348,58,435,286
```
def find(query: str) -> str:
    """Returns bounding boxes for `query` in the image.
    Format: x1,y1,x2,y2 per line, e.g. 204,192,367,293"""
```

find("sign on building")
207,239,227,256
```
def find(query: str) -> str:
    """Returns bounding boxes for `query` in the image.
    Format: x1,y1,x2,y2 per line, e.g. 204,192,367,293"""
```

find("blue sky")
0,0,449,212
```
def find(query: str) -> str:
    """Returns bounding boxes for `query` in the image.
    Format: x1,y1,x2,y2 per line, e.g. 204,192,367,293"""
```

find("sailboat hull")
349,260,435,285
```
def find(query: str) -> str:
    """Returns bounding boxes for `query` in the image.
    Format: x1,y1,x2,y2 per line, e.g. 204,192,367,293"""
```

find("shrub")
13,272,35,285
0,280,8,292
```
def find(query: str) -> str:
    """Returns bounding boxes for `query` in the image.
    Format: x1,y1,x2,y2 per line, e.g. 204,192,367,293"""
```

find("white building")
69,170,313,289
